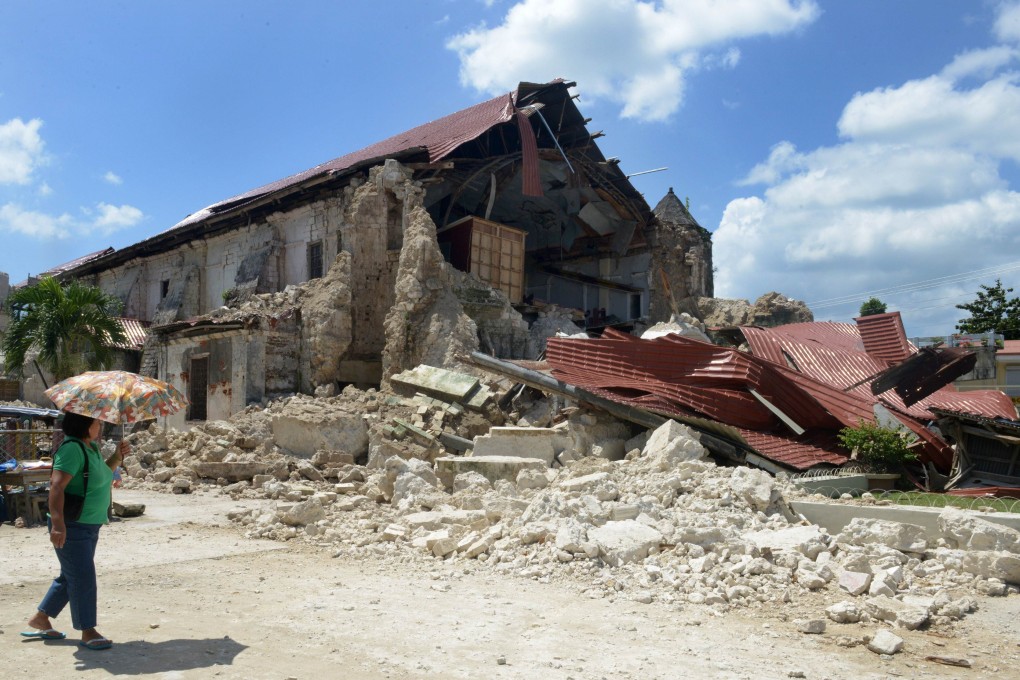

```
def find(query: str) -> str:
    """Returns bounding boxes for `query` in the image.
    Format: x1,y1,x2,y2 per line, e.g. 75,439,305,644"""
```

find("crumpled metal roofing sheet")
737,429,848,469
740,322,1017,422
855,311,914,364
546,323,1014,472
547,331,855,431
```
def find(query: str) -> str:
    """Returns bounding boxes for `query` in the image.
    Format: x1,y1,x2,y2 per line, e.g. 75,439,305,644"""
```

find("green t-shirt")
52,436,113,525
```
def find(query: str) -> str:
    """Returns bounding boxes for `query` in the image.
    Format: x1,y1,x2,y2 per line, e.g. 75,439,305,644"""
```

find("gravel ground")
2,489,1018,680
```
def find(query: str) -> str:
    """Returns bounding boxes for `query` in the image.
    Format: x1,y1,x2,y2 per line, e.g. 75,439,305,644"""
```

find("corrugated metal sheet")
168,91,521,232
738,429,848,470
112,318,149,350
547,320,1016,472
855,312,914,364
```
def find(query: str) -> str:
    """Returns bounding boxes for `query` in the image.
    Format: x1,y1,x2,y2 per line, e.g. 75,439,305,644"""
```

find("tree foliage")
955,279,1020,340
858,297,887,317
2,277,128,381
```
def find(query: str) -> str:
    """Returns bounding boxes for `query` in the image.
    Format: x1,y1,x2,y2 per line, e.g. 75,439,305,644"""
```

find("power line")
807,260,1020,309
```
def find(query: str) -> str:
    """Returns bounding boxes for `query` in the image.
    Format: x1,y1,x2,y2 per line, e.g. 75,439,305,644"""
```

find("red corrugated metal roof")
855,312,914,364
169,87,528,232
738,430,848,470
547,320,1017,472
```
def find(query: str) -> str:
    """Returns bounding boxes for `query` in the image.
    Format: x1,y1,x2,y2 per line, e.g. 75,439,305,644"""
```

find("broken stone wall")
381,191,480,384
699,292,814,328
340,167,402,363
453,275,530,359
298,252,353,393
156,329,252,428
265,315,300,399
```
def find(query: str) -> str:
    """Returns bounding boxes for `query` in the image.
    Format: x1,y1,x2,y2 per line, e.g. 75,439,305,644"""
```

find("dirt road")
2,489,1017,679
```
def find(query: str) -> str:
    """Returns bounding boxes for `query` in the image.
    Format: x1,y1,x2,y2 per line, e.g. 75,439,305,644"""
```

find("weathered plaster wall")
161,330,249,429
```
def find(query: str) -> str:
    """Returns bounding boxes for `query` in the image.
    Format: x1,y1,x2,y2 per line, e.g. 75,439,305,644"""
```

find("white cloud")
0,201,143,240
838,73,1020,161
37,182,53,197
995,1,1020,42
0,203,72,239
447,0,818,121
715,25,1020,334
103,171,123,185
941,45,1019,80
91,202,143,233
0,118,47,185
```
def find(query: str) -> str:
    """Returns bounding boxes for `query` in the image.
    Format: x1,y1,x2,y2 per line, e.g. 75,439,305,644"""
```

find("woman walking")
22,412,128,650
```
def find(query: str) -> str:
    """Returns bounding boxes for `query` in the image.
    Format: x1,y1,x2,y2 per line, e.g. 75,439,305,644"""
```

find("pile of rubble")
119,383,1020,655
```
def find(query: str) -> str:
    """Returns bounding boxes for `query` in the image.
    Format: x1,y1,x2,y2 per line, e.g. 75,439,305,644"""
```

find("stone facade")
648,188,713,323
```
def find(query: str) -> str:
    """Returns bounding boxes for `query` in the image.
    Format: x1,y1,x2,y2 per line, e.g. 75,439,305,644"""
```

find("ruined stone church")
16,80,713,424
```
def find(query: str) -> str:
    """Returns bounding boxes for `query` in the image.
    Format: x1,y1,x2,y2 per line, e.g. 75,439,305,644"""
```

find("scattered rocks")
866,629,903,655
111,378,1015,640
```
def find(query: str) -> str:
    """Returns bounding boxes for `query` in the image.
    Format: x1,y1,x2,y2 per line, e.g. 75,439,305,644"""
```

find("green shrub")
837,421,917,472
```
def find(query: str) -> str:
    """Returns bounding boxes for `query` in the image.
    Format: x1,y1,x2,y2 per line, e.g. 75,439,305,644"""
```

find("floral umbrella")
44,370,188,424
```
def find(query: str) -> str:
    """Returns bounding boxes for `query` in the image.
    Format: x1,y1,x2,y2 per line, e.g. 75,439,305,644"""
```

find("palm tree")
2,277,128,381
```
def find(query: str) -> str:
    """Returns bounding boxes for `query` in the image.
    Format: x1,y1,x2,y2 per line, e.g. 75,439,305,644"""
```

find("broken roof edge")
55,83,567,281
65,148,430,279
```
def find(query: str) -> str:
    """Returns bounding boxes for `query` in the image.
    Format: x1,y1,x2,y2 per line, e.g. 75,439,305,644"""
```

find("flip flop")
20,629,66,640
79,638,113,651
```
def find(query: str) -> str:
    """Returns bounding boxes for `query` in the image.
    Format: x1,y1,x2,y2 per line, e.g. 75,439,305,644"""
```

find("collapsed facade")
21,80,713,425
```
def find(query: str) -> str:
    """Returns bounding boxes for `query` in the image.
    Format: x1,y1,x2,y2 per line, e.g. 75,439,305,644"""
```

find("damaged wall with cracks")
67,163,714,426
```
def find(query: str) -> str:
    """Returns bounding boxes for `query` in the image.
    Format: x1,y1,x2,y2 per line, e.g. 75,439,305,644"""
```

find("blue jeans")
38,520,101,631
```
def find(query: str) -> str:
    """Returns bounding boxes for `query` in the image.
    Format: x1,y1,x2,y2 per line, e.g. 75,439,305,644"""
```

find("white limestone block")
826,601,864,624
867,629,903,655
587,520,664,567
838,570,872,596
938,508,1020,553
835,518,928,554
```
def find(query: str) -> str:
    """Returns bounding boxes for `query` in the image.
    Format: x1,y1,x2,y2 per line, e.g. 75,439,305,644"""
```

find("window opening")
189,356,209,421
308,241,324,280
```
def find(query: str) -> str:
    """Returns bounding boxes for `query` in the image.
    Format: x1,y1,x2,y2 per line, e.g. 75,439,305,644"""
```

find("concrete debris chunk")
864,595,930,630
728,466,777,512
282,498,325,527
640,420,707,469
587,520,663,567
391,365,480,402
472,426,565,465
435,455,547,490
838,570,872,596
826,601,864,624
795,619,826,634
866,629,904,655
835,518,928,554
938,507,1020,553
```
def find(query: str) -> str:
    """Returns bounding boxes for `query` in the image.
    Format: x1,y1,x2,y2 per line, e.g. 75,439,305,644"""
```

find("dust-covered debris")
117,377,1019,644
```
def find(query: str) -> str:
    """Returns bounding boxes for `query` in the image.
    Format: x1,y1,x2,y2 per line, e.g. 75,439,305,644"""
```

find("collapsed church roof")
541,313,1016,472
68,80,653,277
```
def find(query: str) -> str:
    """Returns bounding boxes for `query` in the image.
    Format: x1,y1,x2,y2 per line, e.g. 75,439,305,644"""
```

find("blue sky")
2,0,1020,338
